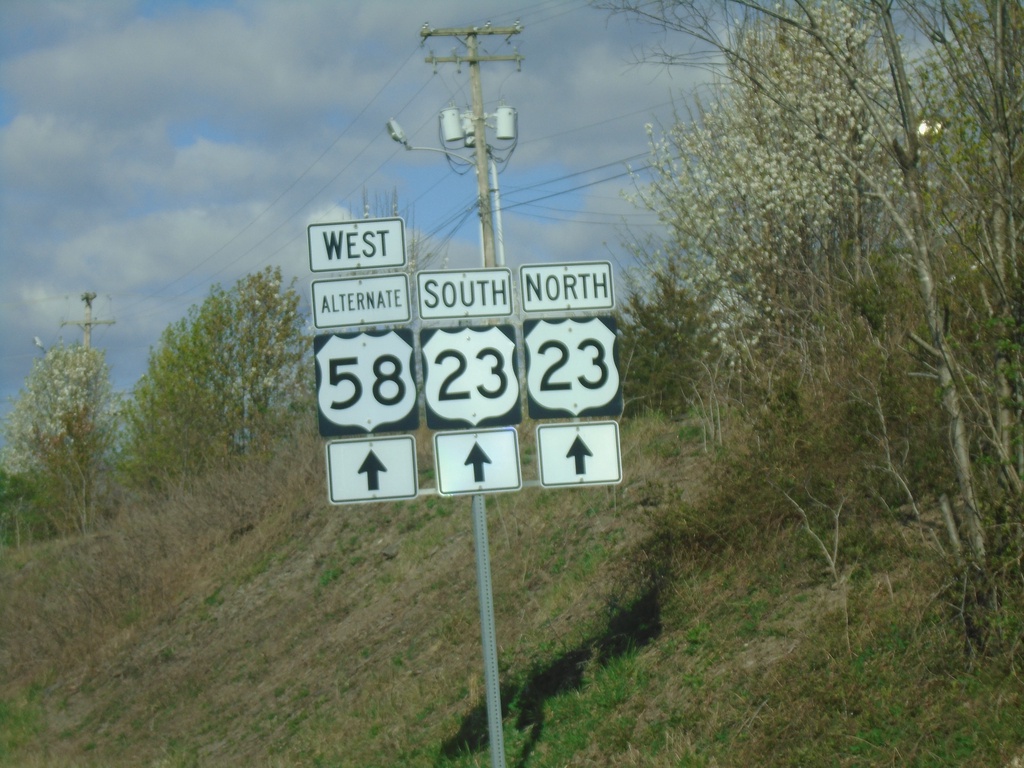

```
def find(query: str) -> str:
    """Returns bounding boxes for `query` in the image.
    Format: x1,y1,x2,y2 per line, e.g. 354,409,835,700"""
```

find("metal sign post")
472,493,506,768
309,215,622,767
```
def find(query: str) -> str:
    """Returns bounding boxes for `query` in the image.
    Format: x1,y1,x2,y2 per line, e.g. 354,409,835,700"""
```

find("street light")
386,118,473,165
386,118,408,146
386,107,515,268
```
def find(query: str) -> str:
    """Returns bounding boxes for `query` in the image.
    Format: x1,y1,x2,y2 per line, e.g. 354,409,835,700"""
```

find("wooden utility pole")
62,292,114,348
422,23,522,268
421,23,522,768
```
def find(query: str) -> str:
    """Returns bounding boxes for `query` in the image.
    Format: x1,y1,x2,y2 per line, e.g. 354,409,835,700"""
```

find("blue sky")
0,0,700,424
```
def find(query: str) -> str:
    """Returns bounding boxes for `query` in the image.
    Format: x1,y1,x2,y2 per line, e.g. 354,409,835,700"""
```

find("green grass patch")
0,693,42,763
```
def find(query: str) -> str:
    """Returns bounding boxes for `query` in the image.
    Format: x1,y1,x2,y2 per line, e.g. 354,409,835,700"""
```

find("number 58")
328,354,407,410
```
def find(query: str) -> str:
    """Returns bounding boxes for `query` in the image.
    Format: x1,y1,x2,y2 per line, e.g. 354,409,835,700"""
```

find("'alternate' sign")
311,274,411,329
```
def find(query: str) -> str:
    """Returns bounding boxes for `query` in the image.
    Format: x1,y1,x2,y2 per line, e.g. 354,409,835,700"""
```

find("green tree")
619,256,713,419
1,343,118,535
0,467,26,546
122,267,307,488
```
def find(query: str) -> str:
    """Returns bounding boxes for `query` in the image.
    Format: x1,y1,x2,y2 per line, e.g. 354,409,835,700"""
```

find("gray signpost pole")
401,26,523,763
472,493,506,767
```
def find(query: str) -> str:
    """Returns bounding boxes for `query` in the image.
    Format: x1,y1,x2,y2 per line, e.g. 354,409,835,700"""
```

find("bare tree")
604,0,1023,570
909,1,1023,499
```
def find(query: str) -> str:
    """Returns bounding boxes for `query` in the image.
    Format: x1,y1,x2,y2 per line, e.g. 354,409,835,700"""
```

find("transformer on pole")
421,22,522,269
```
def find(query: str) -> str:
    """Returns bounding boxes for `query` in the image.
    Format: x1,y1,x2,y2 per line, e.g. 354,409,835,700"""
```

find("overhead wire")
2,0,684,390
113,43,430,324
77,0,667,328
503,166,645,211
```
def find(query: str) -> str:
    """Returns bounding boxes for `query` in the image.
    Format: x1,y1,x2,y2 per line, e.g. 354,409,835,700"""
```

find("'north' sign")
520,261,614,313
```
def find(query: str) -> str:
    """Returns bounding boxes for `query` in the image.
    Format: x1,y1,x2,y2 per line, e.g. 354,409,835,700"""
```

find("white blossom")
2,344,117,475
630,0,901,358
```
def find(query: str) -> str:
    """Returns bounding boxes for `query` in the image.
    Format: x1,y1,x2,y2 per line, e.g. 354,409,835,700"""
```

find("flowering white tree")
620,4,913,580
626,2,898,360
2,343,118,535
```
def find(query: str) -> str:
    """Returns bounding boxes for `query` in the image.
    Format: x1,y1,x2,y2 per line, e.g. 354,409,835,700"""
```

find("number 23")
537,338,608,391
434,348,509,401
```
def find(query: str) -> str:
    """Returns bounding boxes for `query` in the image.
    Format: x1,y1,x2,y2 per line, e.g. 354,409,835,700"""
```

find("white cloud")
1,0,691,425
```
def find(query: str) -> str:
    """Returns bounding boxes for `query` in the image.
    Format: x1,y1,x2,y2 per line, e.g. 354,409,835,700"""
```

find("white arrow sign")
315,329,418,436
326,435,418,503
536,421,622,487
524,316,622,418
421,325,520,429
433,428,522,495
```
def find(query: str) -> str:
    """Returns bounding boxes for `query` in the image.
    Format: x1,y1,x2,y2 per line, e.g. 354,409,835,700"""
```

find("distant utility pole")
62,291,114,348
421,22,522,268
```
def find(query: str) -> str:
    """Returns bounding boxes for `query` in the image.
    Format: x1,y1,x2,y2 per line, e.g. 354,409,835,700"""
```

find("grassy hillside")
1,415,1022,766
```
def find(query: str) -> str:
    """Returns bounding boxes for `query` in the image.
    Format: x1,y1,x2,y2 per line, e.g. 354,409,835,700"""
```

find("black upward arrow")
567,435,593,475
358,450,387,491
465,442,491,483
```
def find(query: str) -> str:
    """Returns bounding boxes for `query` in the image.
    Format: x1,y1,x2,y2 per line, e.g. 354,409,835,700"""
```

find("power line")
502,164,650,211
113,43,428,323
84,6,668,328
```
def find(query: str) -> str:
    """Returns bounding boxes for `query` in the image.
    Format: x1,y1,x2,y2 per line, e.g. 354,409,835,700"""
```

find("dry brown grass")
2,415,1021,767
0,423,322,686
0,415,696,766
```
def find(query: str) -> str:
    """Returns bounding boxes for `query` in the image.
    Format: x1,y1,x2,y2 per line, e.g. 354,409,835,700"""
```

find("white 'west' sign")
308,217,406,272
520,261,614,313
418,268,513,319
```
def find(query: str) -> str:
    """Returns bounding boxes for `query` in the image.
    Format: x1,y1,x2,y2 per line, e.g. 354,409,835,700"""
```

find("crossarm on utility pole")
419,24,522,270
61,291,115,349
